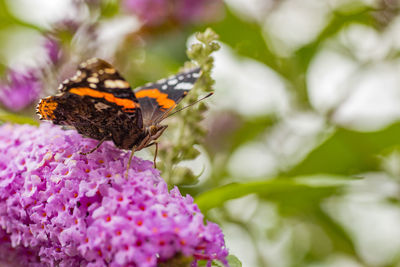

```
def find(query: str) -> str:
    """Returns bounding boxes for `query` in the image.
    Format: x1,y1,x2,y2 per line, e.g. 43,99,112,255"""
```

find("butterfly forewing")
134,67,201,126
59,58,136,100
37,58,144,149
37,59,203,152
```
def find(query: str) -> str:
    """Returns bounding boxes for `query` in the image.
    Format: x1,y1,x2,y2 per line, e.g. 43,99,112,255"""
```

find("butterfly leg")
141,141,159,168
153,142,158,168
125,146,136,178
80,135,109,155
144,142,158,168
125,134,152,178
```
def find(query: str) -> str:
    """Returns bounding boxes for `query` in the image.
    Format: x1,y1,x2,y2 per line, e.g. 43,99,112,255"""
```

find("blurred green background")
2,0,400,266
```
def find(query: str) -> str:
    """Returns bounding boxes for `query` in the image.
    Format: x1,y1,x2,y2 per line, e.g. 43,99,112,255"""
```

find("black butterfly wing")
37,58,144,149
134,67,201,127
59,58,138,103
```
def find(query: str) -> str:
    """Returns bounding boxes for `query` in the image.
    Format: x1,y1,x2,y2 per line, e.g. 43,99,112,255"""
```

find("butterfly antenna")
166,92,213,119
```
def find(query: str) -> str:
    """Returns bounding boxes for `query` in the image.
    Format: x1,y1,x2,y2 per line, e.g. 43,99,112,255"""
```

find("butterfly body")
37,58,201,154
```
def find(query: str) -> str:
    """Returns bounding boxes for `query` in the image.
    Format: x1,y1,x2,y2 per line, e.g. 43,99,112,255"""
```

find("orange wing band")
135,89,176,110
69,88,139,110
37,97,58,120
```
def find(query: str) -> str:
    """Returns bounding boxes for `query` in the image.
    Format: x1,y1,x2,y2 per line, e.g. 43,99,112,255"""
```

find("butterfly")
37,58,204,170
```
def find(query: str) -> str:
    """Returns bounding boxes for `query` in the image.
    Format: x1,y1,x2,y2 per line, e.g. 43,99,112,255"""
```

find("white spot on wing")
87,77,99,83
114,80,130,88
105,80,130,88
157,78,167,84
168,79,178,85
104,80,115,88
161,85,168,90
89,83,97,88
70,70,86,82
174,82,193,90
192,72,201,78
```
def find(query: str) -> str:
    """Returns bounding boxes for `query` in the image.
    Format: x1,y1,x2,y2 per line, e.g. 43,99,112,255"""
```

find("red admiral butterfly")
37,58,204,170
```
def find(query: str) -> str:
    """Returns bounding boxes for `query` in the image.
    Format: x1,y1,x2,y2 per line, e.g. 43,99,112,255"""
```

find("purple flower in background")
174,0,223,23
0,38,60,112
0,69,41,112
123,0,223,26
123,0,169,26
44,38,61,64
0,123,228,266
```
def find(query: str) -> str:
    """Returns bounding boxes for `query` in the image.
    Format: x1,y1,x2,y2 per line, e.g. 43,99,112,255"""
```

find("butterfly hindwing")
134,67,201,126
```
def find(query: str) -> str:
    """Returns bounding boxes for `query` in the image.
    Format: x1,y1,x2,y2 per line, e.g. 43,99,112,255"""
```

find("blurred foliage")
1,0,400,266
287,122,400,176
0,109,38,125
0,0,42,31
195,175,349,213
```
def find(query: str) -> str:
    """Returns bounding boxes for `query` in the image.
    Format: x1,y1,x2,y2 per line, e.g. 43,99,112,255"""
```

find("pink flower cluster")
123,0,223,26
0,123,228,266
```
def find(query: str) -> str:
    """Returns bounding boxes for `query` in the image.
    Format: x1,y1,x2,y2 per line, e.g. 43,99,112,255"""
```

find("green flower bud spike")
157,28,220,186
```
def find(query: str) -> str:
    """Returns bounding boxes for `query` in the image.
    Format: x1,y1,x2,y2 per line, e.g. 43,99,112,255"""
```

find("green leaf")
287,6,375,105
209,5,377,107
209,8,278,70
0,0,43,76
99,0,120,18
204,113,275,158
0,61,6,76
287,122,400,176
294,5,376,71
311,208,358,257
0,110,39,125
195,176,358,261
0,0,43,32
194,174,350,213
226,255,242,267
230,115,275,153
198,255,242,267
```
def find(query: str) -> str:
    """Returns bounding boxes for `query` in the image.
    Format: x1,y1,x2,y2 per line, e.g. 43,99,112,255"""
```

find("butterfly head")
148,124,168,140
134,124,168,150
